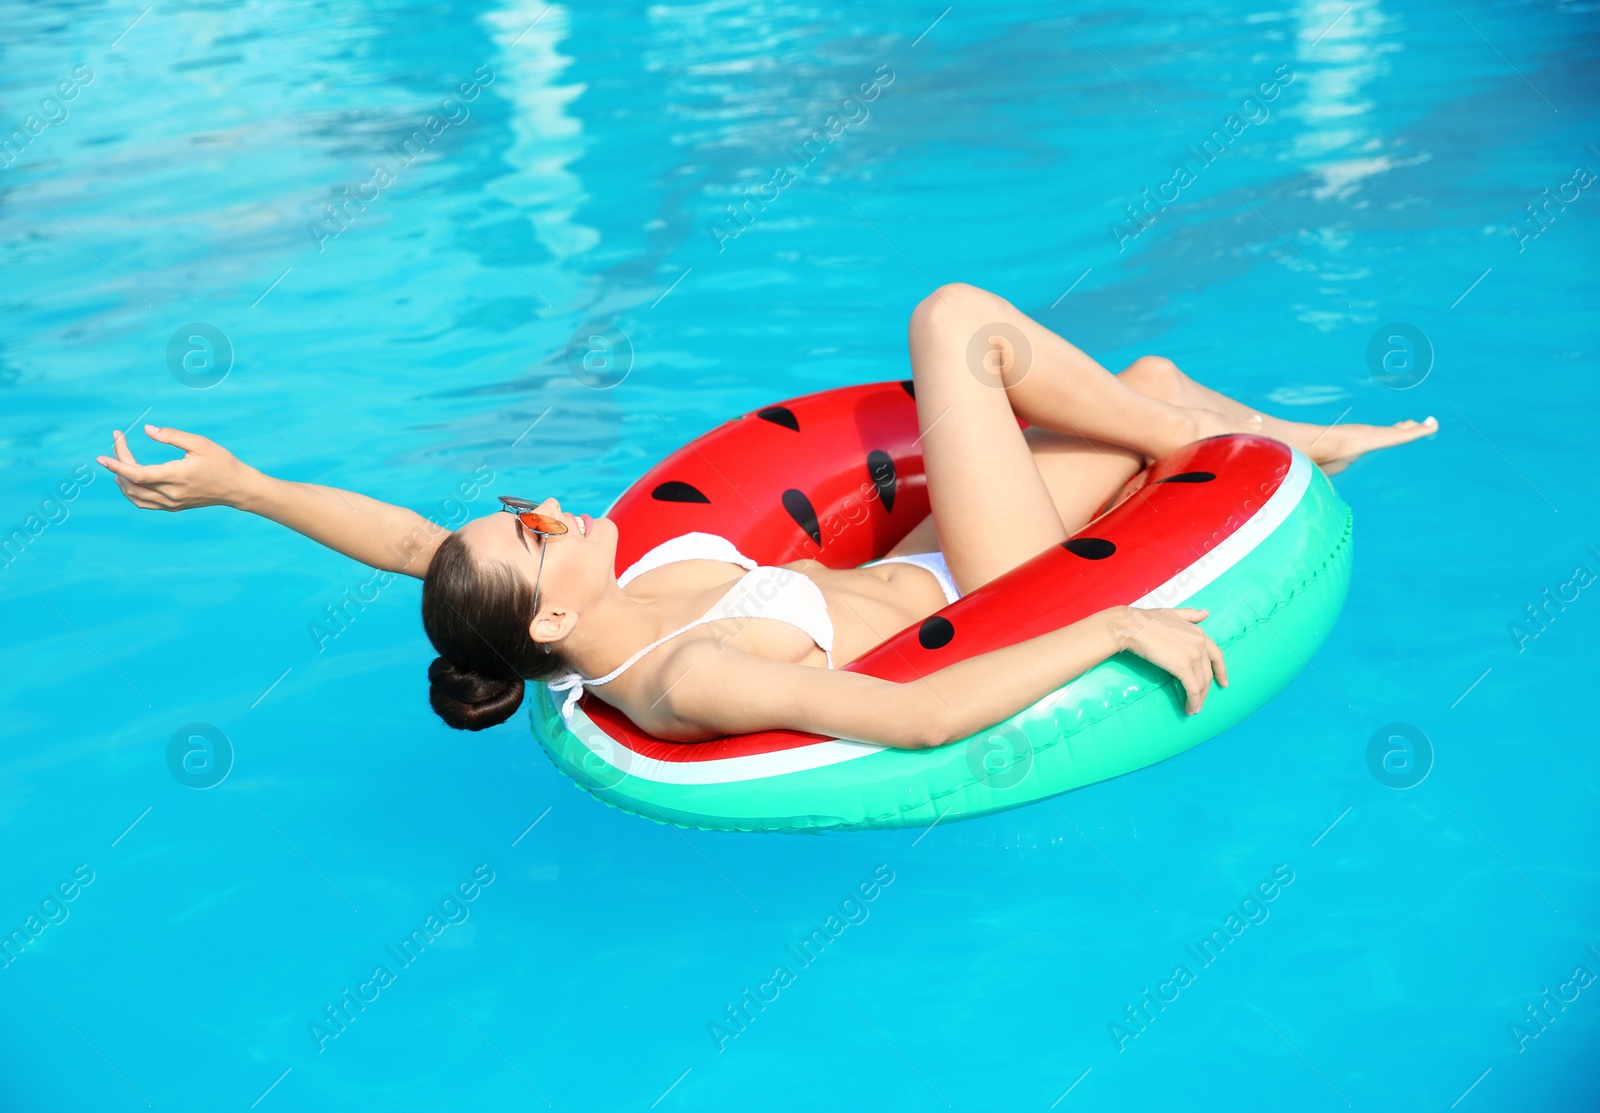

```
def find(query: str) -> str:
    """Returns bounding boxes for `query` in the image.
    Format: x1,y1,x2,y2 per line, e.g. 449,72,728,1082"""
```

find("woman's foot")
1308,416,1439,474
1117,359,1438,473
1173,408,1438,474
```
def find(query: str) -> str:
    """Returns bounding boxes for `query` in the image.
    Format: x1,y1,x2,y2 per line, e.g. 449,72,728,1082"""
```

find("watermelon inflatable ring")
527,381,1353,832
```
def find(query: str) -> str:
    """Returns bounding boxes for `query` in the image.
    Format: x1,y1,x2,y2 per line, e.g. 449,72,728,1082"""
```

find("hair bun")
428,656,524,731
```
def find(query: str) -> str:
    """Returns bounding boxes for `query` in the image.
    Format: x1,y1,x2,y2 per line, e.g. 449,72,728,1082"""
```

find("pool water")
3,1,1597,1109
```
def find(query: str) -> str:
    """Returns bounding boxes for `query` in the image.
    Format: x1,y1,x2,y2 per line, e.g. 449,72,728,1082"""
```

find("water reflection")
1291,0,1406,200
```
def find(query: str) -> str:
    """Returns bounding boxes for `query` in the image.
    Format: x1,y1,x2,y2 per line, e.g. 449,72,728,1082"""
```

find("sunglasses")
499,496,569,624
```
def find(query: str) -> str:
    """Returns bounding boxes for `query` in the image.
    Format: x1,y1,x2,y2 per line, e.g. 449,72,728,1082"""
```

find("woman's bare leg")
909,284,1435,468
1116,355,1437,473
904,282,1437,587
886,429,1141,558
906,285,1166,590
907,284,1249,466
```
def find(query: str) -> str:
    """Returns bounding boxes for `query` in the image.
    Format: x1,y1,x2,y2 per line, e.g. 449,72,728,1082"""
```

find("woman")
99,284,1434,748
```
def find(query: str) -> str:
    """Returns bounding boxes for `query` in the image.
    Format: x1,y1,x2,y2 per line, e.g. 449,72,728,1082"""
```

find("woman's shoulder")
622,634,822,739
590,636,730,740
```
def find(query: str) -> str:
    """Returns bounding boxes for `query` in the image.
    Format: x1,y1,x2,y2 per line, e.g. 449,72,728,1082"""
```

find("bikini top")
546,532,835,724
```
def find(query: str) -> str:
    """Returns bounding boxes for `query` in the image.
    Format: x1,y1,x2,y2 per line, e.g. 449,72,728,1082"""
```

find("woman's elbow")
869,712,946,750
903,704,959,750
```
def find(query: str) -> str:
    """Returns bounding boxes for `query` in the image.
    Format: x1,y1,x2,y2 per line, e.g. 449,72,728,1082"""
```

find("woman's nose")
538,497,561,514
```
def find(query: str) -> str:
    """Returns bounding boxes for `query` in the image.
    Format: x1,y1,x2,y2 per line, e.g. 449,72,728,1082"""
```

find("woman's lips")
580,513,593,536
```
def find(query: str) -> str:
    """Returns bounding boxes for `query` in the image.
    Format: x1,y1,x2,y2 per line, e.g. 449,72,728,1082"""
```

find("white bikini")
546,531,960,724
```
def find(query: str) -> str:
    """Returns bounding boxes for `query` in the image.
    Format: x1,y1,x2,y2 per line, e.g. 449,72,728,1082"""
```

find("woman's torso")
589,554,948,722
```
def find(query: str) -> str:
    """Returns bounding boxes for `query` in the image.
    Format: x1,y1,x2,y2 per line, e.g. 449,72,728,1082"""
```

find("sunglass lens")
519,511,569,535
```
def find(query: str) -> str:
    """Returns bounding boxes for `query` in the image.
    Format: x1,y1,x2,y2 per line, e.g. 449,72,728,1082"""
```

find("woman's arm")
97,424,448,577
655,605,1227,749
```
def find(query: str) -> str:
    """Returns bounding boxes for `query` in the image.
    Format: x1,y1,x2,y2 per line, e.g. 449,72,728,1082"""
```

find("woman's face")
456,498,618,634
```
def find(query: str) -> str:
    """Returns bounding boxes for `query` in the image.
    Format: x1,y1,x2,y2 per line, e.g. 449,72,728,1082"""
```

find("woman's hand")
1108,605,1228,714
95,425,446,575
96,425,256,512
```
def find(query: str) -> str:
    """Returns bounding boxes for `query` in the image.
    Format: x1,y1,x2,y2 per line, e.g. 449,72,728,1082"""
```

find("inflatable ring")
528,381,1353,832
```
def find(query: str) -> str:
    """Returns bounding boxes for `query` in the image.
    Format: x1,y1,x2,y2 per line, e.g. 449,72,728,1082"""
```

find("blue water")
3,1,1597,1108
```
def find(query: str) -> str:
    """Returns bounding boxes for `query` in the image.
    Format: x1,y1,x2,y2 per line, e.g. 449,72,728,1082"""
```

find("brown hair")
421,531,571,730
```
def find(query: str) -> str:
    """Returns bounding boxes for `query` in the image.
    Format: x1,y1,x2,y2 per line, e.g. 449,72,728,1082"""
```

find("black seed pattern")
1154,470,1216,484
867,450,897,514
652,481,710,504
1063,537,1116,559
782,489,821,545
899,379,916,399
918,615,955,650
757,406,800,432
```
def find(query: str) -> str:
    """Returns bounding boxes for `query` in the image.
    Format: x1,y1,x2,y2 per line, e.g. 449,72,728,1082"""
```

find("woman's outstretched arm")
97,424,448,577
653,604,1226,749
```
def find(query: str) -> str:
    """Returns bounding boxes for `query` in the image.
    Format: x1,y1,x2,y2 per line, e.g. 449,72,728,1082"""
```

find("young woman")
99,284,1435,748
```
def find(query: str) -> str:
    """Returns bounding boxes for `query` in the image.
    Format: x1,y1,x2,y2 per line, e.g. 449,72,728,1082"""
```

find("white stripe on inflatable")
573,449,1314,787
567,708,884,786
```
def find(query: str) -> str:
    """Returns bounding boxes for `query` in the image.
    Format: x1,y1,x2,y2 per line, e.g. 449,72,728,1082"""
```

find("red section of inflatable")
610,381,932,572
581,381,1292,763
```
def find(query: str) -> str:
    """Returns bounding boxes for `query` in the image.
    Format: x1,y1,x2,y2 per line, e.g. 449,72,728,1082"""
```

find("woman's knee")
1118,355,1185,401
909,282,1010,342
